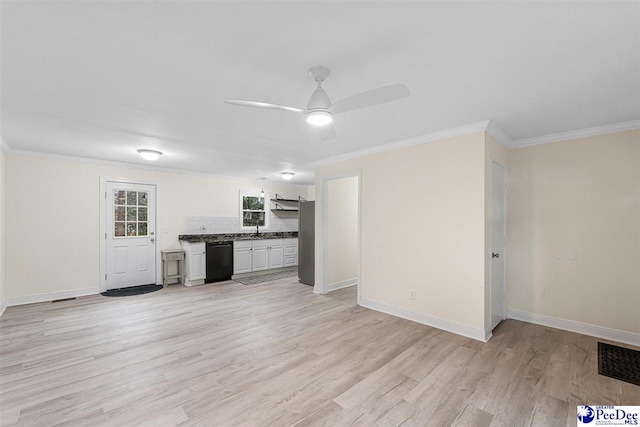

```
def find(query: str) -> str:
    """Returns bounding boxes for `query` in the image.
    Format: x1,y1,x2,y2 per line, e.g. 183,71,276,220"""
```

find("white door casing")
101,180,159,291
490,160,507,330
320,171,361,301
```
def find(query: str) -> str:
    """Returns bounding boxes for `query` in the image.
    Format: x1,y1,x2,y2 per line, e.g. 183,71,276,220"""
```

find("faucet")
256,224,260,236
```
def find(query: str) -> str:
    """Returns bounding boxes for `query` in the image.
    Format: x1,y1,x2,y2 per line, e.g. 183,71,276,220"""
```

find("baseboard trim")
6,286,99,307
507,309,640,347
326,278,357,292
0,300,6,317
359,297,488,342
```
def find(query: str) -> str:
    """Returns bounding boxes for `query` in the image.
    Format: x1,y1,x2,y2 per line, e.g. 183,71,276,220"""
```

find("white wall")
0,149,5,313
327,176,358,286
5,154,307,300
306,185,316,201
316,131,488,337
507,129,640,334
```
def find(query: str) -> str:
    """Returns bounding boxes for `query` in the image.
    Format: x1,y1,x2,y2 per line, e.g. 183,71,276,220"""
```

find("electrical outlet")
409,289,416,300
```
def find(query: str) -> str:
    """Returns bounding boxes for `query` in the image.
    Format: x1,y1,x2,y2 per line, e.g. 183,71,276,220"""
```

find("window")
114,189,149,237
240,190,269,230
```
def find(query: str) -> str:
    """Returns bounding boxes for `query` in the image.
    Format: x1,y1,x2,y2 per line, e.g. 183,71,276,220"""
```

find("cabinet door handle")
492,252,499,258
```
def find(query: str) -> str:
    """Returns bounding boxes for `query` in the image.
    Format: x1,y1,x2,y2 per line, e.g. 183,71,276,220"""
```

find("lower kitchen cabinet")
179,241,206,286
252,246,269,271
233,240,252,274
268,244,284,269
283,238,298,267
233,238,293,274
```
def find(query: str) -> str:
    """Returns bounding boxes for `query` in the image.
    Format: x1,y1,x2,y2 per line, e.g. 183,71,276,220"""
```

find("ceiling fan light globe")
306,110,333,126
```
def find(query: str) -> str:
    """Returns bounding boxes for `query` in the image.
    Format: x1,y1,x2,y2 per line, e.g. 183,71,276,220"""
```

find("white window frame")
239,190,270,231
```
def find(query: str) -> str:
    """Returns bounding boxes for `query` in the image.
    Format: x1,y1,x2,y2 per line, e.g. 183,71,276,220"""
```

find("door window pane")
138,222,148,236
115,207,125,221
126,207,137,221
138,192,148,206
114,190,126,206
127,223,137,236
138,207,147,221
115,222,125,237
126,191,137,205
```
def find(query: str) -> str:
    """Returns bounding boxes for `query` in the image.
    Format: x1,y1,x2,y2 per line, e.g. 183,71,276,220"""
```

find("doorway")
320,172,360,302
490,160,507,330
100,179,160,292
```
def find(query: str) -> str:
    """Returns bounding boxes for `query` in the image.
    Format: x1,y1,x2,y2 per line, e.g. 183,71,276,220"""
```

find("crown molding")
511,119,640,149
485,120,513,148
6,148,311,187
313,120,492,167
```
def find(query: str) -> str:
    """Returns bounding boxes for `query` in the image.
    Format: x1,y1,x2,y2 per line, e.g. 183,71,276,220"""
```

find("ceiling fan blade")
331,83,410,114
316,123,337,141
224,99,303,113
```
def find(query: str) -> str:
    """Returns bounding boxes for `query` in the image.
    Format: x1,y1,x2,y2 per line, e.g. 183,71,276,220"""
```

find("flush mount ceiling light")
280,172,295,180
225,65,410,141
137,149,163,161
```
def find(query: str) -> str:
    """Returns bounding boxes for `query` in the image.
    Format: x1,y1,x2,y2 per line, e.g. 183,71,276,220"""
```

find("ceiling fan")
224,65,410,141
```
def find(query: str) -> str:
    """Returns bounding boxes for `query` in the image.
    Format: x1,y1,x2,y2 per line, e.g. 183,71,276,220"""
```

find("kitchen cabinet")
233,238,292,274
179,241,206,286
233,240,252,274
284,238,298,267
252,239,282,271
268,245,284,269
252,246,269,271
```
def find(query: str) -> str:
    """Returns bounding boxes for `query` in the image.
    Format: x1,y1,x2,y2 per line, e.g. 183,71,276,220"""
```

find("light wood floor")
1,278,638,426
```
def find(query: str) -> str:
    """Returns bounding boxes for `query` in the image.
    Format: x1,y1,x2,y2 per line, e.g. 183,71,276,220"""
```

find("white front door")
490,161,506,330
105,182,157,290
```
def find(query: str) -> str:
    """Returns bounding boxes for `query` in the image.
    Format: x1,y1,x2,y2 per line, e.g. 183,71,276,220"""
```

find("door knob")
150,238,155,243
492,252,499,258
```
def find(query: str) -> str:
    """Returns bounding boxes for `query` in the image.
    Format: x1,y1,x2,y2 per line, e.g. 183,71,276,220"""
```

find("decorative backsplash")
185,215,298,235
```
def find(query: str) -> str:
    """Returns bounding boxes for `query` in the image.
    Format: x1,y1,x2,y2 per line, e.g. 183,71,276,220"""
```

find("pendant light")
259,178,265,199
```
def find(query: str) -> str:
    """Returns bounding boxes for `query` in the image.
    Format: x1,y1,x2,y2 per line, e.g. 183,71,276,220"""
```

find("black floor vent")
598,342,640,386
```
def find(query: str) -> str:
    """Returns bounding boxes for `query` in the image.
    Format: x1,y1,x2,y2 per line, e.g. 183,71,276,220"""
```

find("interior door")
105,182,157,290
490,161,506,330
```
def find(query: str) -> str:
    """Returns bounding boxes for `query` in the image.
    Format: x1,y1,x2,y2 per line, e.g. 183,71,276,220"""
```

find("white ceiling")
1,1,638,185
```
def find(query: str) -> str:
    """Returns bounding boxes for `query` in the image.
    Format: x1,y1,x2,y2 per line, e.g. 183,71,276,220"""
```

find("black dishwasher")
206,242,233,283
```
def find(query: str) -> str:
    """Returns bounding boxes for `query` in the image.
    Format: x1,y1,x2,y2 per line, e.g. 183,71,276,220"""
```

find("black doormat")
101,284,163,297
598,342,640,386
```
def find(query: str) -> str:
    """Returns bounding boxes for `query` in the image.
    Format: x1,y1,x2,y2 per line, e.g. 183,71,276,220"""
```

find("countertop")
179,232,298,243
